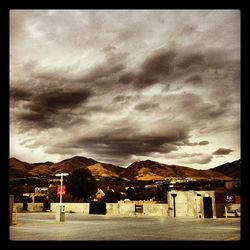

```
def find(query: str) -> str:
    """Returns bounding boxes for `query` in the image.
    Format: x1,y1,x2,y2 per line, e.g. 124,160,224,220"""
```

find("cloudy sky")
10,10,240,169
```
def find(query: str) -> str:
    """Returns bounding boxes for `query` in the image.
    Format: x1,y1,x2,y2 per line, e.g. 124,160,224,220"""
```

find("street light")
55,173,69,211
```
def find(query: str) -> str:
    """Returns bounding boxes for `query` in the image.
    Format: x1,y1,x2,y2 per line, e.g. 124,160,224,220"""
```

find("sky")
9,10,240,169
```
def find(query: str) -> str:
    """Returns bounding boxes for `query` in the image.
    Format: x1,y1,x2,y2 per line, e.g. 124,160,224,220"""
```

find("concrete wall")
143,204,168,216
106,203,119,215
117,203,135,216
13,203,23,212
50,203,89,214
168,190,216,218
27,203,44,212
14,191,217,218
117,201,168,216
50,202,168,216
14,202,44,212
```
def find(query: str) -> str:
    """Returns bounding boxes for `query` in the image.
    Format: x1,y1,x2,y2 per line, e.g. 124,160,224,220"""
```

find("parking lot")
9,212,240,241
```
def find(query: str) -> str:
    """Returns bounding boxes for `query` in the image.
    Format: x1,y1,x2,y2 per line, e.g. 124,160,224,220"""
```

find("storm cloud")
213,148,234,155
10,10,240,168
10,85,92,129
42,121,190,165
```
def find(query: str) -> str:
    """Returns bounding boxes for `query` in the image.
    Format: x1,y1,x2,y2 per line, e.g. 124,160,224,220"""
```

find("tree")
126,187,136,200
10,183,34,202
100,190,123,203
65,168,97,202
47,185,59,203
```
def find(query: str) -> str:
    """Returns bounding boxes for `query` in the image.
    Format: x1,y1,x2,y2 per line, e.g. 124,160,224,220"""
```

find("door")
23,202,28,211
89,203,106,214
203,197,213,218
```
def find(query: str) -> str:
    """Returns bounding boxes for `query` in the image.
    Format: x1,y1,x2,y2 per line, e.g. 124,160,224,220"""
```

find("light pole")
55,173,69,221
171,193,177,217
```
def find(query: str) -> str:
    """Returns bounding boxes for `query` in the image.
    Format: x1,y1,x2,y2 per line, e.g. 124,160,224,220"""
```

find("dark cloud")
70,136,179,160
101,45,116,53
105,51,130,65
41,123,189,164
18,112,46,123
185,75,203,84
18,45,239,98
141,49,176,76
177,93,228,120
10,88,32,101
213,148,234,155
114,46,238,90
45,123,190,163
134,49,176,88
134,102,159,111
178,53,205,69
17,110,88,130
199,140,209,145
118,72,135,84
17,112,56,130
39,89,91,111
10,10,240,167
13,88,92,129
112,95,133,103
26,89,92,113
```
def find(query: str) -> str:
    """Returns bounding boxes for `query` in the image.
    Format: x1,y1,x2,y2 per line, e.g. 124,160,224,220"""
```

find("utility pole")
55,173,69,221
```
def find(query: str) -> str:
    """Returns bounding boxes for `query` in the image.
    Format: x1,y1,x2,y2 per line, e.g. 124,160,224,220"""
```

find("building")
167,190,216,218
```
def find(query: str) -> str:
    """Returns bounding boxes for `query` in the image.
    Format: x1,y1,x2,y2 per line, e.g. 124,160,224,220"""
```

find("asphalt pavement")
9,212,241,241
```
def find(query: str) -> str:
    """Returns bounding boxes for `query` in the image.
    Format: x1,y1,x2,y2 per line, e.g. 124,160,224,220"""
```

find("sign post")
55,173,69,221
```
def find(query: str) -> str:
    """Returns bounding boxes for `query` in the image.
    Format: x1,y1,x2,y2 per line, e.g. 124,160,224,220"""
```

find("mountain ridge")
210,159,240,179
10,156,239,181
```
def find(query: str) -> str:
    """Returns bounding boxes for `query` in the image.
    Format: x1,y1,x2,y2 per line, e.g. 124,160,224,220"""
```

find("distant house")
224,179,240,190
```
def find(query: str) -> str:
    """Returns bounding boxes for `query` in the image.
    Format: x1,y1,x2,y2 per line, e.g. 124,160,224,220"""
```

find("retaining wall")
27,203,44,212
50,203,89,214
13,203,23,212
106,203,119,215
49,202,168,216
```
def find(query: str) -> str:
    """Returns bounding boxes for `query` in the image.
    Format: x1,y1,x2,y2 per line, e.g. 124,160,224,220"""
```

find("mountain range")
9,156,240,181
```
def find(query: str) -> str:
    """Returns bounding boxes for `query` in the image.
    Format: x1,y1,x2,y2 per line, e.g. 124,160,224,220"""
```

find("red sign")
235,195,241,204
57,185,66,196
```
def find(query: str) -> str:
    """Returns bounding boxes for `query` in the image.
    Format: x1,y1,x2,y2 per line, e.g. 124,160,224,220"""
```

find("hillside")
10,156,125,179
87,163,121,178
10,156,236,181
10,157,32,177
49,156,97,174
210,159,240,179
120,160,232,181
